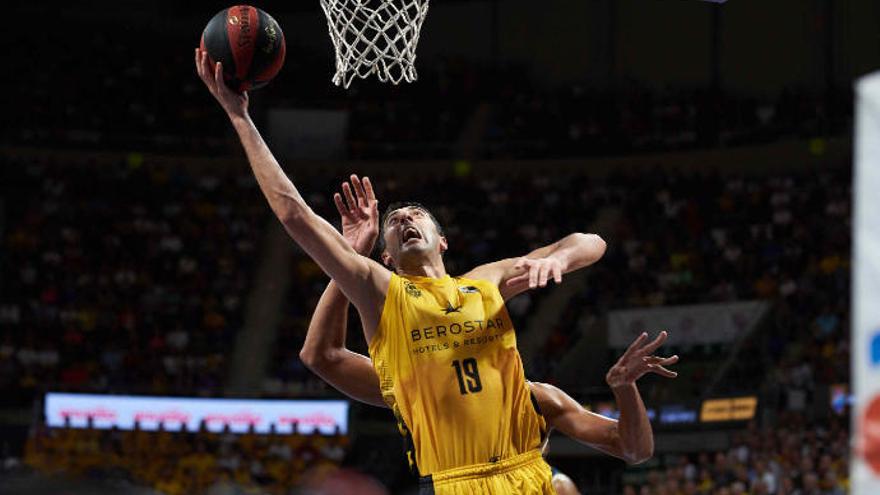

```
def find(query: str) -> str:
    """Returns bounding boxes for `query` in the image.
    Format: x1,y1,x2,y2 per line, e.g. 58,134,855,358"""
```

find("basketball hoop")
320,0,430,88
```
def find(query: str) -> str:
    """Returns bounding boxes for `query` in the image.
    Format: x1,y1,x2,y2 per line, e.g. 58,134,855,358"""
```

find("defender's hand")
195,48,249,118
333,175,379,256
505,257,564,290
606,331,679,389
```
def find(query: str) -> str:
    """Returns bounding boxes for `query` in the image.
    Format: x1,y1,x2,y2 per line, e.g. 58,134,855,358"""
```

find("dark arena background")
2,1,879,494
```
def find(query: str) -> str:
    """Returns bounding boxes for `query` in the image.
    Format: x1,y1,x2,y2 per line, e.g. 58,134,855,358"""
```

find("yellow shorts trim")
425,450,552,489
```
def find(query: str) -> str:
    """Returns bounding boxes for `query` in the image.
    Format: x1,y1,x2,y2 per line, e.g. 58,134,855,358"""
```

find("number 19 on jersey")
452,358,482,395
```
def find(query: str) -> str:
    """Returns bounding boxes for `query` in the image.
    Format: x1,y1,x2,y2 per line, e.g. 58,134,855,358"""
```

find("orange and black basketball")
200,5,286,92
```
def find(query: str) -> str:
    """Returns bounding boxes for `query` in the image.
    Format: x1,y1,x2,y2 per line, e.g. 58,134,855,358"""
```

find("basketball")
200,5,286,92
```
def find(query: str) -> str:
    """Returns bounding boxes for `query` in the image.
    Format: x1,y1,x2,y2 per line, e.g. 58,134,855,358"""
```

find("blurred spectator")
22,423,351,495
2,19,850,159
1,157,266,403
623,415,849,495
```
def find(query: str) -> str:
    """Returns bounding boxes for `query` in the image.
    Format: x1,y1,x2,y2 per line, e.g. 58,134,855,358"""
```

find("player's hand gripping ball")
200,5,286,92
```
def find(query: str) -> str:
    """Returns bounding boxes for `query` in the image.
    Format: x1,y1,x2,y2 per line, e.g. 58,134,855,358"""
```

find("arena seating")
21,423,348,495
3,20,848,160
263,166,850,415
0,156,268,405
542,168,850,404
621,413,849,495
0,7,859,495
2,151,848,417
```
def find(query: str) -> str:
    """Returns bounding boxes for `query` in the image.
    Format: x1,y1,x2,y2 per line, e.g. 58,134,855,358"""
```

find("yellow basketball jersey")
368,273,547,476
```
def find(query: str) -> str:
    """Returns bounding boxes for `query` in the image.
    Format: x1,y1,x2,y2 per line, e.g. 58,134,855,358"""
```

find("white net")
320,0,430,88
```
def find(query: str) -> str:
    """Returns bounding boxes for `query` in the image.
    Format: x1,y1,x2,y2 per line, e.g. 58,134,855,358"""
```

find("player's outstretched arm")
300,178,386,407
464,233,606,300
195,48,389,325
532,331,677,465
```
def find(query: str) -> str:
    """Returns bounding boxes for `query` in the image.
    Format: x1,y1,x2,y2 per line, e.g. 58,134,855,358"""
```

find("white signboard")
44,393,349,435
853,71,880,495
608,301,768,349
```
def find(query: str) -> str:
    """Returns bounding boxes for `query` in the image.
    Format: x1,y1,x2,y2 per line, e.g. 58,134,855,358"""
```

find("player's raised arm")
195,48,389,325
300,179,387,407
532,331,677,465
464,232,606,300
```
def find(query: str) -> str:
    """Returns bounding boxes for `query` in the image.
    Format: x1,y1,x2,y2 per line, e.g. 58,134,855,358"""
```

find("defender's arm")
530,382,629,461
532,332,677,465
300,281,387,408
464,233,606,300
604,331,677,464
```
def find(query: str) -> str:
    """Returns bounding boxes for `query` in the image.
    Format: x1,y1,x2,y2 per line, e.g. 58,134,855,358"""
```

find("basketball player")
299,177,679,494
196,49,663,494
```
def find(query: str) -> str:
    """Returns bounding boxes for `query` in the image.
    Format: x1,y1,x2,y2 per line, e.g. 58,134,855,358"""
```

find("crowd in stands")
591,167,849,403
0,155,267,406
20,423,349,495
0,9,856,495
478,78,851,160
1,146,850,418
621,414,849,495
5,16,850,160
262,165,851,409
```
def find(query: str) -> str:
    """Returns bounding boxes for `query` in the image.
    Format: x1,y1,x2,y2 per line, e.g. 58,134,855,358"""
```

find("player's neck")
397,258,447,279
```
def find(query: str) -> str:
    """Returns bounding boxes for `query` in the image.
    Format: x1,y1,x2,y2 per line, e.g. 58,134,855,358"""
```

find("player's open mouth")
401,226,422,245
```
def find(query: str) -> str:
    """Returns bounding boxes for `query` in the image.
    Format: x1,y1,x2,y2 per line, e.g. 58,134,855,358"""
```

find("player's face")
381,206,446,267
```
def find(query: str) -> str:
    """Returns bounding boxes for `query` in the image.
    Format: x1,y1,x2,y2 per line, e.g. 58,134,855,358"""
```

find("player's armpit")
529,382,625,461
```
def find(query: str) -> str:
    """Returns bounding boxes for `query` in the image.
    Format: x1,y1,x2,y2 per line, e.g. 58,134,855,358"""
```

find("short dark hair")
378,201,445,252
